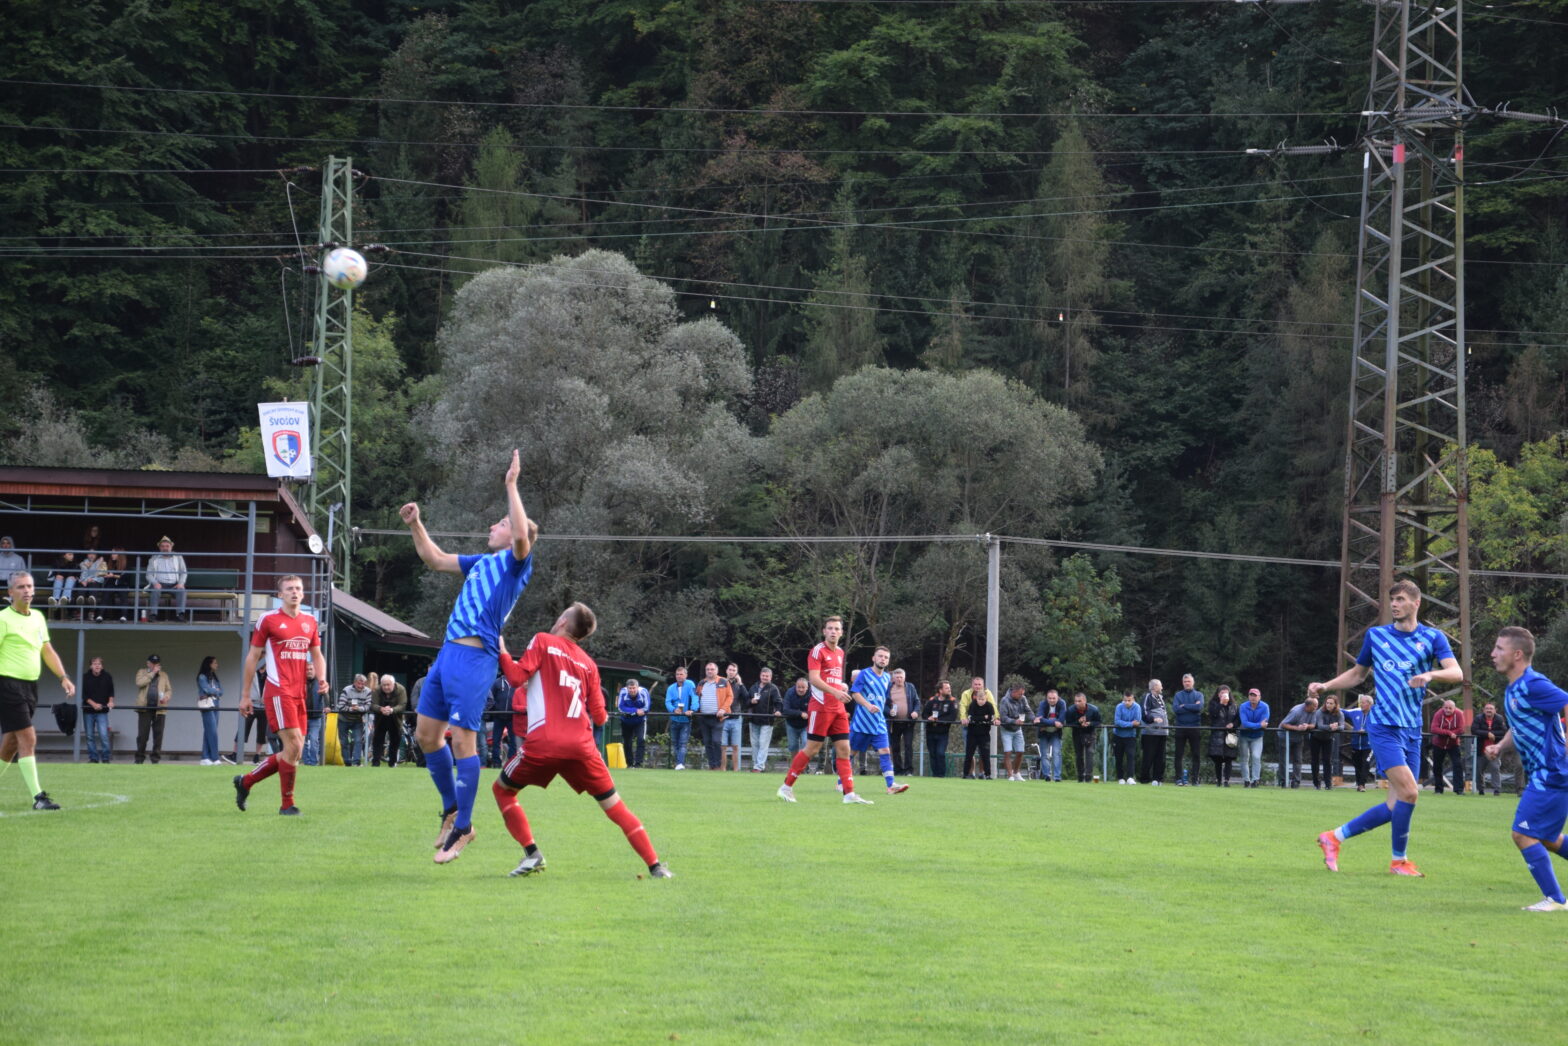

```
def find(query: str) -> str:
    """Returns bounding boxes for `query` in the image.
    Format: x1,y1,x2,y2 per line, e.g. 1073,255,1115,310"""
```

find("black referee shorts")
0,675,39,733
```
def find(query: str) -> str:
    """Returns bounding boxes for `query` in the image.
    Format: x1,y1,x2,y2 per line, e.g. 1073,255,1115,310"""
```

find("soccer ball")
322,247,367,291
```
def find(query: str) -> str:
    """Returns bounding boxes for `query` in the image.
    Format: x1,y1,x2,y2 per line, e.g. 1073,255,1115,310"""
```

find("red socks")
604,800,658,867
492,779,534,848
835,758,854,795
278,760,296,808
243,754,278,788
784,750,810,786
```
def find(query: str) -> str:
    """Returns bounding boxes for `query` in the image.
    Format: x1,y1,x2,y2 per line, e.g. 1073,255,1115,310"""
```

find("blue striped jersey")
1504,667,1568,789
849,666,890,735
444,550,534,656
1355,622,1455,728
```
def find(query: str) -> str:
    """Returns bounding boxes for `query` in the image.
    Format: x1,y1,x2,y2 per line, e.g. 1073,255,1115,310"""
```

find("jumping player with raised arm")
777,615,872,805
402,450,536,865
1483,626,1568,911
848,646,910,796
491,602,672,879
1312,580,1464,877
233,574,329,815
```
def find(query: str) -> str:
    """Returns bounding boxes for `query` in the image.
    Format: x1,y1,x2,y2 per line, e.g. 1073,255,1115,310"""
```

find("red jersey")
501,632,605,755
250,609,320,698
807,641,845,705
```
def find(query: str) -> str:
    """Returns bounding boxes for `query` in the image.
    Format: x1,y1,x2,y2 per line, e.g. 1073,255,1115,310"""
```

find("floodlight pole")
309,156,355,589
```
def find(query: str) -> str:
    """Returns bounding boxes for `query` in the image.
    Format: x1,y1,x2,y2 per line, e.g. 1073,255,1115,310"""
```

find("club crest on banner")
257,402,313,479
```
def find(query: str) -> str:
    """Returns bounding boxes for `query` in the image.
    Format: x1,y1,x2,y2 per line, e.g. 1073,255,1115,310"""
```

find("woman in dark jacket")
1206,685,1240,787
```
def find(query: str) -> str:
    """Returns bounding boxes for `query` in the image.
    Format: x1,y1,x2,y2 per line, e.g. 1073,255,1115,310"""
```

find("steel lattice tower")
308,156,354,588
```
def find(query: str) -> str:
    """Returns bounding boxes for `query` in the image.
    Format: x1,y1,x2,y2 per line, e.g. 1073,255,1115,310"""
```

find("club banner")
258,401,313,479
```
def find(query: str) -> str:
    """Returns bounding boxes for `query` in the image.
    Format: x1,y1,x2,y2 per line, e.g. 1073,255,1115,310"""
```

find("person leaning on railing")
1206,686,1239,787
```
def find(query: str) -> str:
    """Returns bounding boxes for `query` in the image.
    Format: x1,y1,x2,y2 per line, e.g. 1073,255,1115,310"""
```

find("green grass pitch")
3,764,1563,1044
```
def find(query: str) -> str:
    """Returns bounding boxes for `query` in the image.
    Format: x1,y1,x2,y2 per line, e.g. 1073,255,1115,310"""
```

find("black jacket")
925,695,958,737
746,681,783,718
1068,702,1103,737
782,686,812,726
1206,698,1240,757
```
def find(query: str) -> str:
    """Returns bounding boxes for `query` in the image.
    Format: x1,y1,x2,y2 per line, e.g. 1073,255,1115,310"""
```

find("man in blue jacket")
1171,673,1205,786
617,677,651,768
664,666,696,770
1238,688,1270,788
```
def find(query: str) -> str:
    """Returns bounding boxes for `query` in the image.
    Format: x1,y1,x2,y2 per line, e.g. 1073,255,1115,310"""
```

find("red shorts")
807,699,850,739
501,745,616,797
262,690,307,733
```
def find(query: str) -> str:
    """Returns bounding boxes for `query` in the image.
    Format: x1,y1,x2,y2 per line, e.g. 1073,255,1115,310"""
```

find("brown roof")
0,465,282,501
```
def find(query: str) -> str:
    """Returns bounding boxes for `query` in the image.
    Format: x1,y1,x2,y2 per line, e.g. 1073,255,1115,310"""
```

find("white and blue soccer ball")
322,247,367,291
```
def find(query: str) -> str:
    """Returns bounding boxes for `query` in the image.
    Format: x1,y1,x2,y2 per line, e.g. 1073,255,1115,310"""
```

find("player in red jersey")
233,575,329,815
777,615,872,805
490,602,673,879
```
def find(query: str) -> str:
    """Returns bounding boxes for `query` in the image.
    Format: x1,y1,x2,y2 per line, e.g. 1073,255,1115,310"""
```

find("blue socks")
1521,843,1566,903
1338,801,1393,841
879,753,895,789
453,755,482,831
1390,800,1415,859
425,744,458,813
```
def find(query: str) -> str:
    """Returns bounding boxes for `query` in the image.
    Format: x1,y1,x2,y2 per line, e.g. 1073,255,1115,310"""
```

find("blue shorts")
850,729,889,753
417,641,496,732
999,727,1025,753
1367,723,1422,778
1513,783,1568,842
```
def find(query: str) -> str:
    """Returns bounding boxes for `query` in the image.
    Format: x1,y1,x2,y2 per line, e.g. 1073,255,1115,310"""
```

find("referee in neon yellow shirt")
0,571,76,810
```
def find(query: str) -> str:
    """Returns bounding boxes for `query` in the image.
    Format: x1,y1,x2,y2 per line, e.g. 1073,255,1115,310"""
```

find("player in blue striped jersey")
1483,626,1568,912
1310,580,1463,877
848,646,909,796
400,449,536,863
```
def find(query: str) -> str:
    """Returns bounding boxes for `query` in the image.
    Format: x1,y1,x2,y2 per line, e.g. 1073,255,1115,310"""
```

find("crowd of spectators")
52,643,1523,795
0,530,194,623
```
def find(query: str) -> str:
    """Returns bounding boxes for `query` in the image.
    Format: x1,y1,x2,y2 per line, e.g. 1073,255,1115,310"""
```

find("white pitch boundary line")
0,790,130,819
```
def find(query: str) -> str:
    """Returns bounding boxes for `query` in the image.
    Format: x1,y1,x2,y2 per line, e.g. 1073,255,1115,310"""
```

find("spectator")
884,668,920,777
924,680,958,777
196,655,223,766
1342,693,1374,792
1034,688,1067,782
47,550,76,614
134,653,172,764
80,655,115,763
0,537,25,578
1471,700,1507,796
961,684,996,779
721,663,746,771
372,673,408,768
303,666,328,767
617,676,651,769
1238,688,1270,788
77,552,108,621
482,674,511,767
1429,697,1466,795
143,536,187,622
693,662,733,771
1139,679,1169,785
1068,692,1102,782
664,665,696,770
1278,694,1318,788
234,666,268,764
1310,694,1345,790
1206,685,1239,787
406,672,427,768
781,676,812,762
1113,690,1142,784
745,667,782,772
81,523,102,553
101,548,130,621
998,682,1033,781
1171,673,1205,786
336,674,373,767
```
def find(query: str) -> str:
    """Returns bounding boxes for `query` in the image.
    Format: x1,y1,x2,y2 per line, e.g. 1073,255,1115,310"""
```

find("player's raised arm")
1308,663,1370,699
400,501,461,573
505,449,534,562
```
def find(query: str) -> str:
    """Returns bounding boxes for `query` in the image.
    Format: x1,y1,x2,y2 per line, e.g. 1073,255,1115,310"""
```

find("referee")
0,571,76,810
